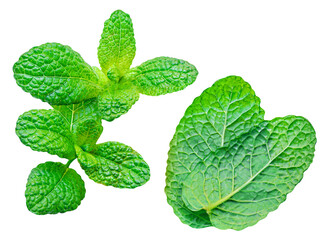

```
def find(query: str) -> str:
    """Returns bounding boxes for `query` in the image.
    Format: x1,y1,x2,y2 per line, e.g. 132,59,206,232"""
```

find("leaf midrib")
30,167,69,212
16,73,102,91
204,142,290,212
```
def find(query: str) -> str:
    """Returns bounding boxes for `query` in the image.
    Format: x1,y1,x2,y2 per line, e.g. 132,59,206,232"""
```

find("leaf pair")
13,10,198,122
16,99,102,160
165,76,316,230
17,99,150,214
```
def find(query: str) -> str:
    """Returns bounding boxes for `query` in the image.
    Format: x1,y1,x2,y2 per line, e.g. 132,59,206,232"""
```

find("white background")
1,0,327,239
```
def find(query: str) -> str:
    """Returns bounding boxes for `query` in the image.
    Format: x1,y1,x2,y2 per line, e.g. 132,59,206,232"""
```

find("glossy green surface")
76,142,150,188
16,109,76,160
13,43,102,105
98,10,136,76
98,82,140,122
52,98,103,151
129,57,198,96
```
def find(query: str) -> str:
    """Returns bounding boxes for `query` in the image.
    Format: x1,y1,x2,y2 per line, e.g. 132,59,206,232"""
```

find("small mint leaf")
76,142,150,188
16,109,76,160
98,10,136,76
128,57,198,96
25,162,86,215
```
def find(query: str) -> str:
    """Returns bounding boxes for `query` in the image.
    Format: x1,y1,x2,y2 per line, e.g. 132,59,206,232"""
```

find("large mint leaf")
53,98,103,151
13,43,103,105
25,162,86,215
127,57,198,96
181,116,316,230
98,10,136,76
16,109,76,160
98,82,139,122
165,76,264,228
166,76,317,230
75,142,150,188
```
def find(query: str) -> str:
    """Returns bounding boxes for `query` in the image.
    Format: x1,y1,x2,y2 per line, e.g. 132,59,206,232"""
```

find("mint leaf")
182,116,316,230
98,10,136,76
165,76,264,228
98,82,139,121
13,43,103,105
25,162,86,215
165,76,316,230
75,142,150,188
16,109,76,160
165,132,212,228
53,98,103,151
128,57,198,96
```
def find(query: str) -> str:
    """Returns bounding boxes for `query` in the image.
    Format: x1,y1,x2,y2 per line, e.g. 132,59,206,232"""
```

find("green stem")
65,158,76,168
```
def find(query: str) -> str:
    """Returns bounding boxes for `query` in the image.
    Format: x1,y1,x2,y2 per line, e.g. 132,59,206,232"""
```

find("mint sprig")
14,10,198,122
14,9,197,215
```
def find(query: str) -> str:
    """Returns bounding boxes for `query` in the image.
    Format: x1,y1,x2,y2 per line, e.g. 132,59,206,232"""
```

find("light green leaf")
53,98,103,151
165,134,212,229
181,116,316,230
25,162,86,215
128,57,198,96
98,10,136,76
165,76,265,228
98,82,139,122
16,109,76,160
75,142,150,188
13,43,103,105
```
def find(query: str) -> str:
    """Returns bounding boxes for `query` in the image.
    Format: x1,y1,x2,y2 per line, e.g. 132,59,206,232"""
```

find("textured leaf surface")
25,162,85,215
165,75,316,230
13,43,102,105
165,133,212,228
129,57,198,96
182,116,316,230
98,82,139,122
53,98,103,151
16,109,76,160
165,76,264,228
76,142,150,188
98,10,136,76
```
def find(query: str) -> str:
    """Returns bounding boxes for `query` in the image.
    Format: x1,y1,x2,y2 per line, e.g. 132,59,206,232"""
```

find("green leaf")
165,134,212,229
75,142,150,188
181,116,316,230
25,162,86,215
166,76,316,230
98,10,136,76
13,43,103,105
98,82,139,122
165,76,265,228
127,57,198,96
53,98,103,151
16,109,76,160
